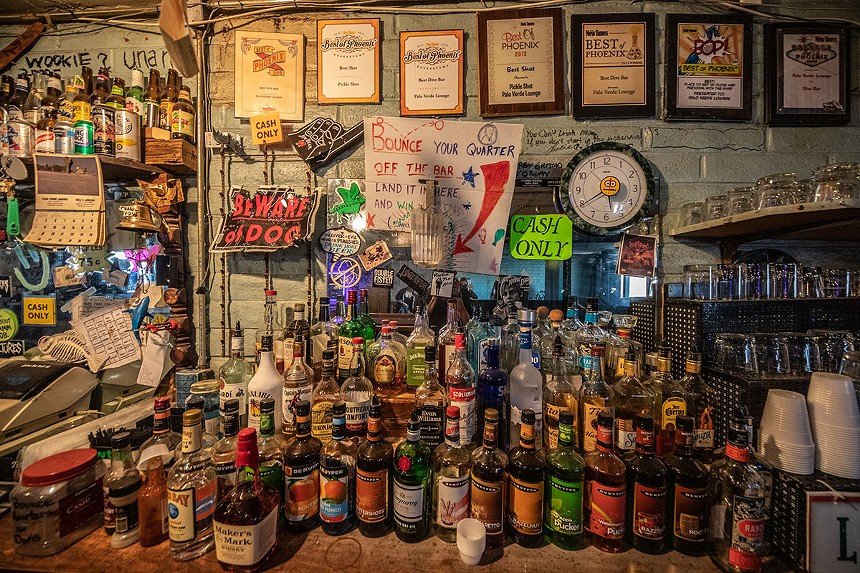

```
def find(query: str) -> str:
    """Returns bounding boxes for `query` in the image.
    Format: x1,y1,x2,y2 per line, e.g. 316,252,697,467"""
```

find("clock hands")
582,192,604,207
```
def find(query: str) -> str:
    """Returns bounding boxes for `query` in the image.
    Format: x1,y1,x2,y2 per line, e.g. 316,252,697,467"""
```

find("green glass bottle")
358,288,377,348
338,290,364,384
545,410,585,549
393,413,432,543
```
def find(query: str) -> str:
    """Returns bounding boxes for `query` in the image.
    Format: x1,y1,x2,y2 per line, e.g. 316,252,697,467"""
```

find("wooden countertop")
0,514,791,573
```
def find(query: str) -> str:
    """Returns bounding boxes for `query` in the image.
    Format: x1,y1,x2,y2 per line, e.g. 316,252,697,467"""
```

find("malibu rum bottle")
283,400,321,533
470,408,507,550
544,410,585,550
506,409,545,547
393,413,432,543
356,395,393,537
624,414,667,554
432,406,471,542
665,416,709,556
319,402,357,535
584,412,626,552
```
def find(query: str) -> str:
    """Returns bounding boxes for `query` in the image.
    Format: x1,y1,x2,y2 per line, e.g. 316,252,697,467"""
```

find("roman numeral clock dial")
560,142,656,236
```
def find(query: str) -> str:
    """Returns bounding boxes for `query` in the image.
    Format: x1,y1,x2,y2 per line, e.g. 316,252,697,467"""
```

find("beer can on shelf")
114,109,140,162
144,101,159,129
6,119,34,157
74,119,94,154
53,120,75,154
34,127,55,154
91,104,115,156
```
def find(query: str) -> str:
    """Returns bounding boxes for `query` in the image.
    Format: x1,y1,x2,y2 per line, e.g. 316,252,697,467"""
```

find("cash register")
0,361,98,444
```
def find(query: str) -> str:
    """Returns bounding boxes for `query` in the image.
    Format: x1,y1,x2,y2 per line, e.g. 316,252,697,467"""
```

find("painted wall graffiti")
16,48,173,76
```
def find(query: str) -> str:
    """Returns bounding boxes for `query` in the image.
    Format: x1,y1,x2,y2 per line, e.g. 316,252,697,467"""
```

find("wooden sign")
509,214,572,260
250,112,283,145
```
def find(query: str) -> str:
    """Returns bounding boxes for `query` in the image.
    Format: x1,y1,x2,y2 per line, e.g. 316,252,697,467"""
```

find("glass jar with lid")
812,162,860,202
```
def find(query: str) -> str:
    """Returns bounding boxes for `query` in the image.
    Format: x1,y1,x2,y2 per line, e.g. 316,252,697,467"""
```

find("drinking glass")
757,173,798,209
799,266,824,299
737,263,763,300
681,202,704,227
711,264,738,300
811,330,857,373
783,333,821,374
704,195,726,221
714,333,758,372
725,187,756,216
753,334,792,375
812,162,860,202
822,268,850,298
683,265,711,300
766,263,799,299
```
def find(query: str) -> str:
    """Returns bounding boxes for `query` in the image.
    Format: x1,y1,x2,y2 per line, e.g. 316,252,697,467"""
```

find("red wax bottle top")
265,289,277,296
352,336,364,345
455,333,466,350
21,448,98,486
447,406,460,418
347,290,357,304
236,427,259,468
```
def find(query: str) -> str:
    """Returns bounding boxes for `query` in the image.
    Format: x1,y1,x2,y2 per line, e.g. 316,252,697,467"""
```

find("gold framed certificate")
234,31,305,120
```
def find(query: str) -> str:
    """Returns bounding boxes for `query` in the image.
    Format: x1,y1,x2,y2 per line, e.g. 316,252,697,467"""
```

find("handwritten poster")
317,19,380,104
400,30,464,116
364,116,524,276
235,31,304,119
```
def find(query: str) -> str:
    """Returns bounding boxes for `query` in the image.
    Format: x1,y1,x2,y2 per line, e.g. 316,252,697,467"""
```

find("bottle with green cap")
544,410,585,549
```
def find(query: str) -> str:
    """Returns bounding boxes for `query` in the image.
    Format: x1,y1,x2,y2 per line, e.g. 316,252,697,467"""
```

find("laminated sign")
212,186,320,252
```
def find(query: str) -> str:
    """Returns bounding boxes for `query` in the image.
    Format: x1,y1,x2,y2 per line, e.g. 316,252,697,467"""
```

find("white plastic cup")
457,518,486,566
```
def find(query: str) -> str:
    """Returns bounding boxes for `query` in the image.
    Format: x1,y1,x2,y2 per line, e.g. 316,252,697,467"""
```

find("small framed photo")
571,13,656,118
765,23,850,126
399,30,465,116
317,19,381,104
477,8,565,117
665,14,752,121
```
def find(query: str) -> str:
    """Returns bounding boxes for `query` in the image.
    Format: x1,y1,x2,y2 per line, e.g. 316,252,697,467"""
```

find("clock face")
560,142,655,236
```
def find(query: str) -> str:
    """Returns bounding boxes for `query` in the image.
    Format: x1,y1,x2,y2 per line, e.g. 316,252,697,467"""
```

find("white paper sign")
136,330,171,387
364,117,523,276
807,492,860,572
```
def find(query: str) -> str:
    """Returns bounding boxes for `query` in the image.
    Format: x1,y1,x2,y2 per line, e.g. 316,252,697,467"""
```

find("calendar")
26,154,106,247
71,305,140,369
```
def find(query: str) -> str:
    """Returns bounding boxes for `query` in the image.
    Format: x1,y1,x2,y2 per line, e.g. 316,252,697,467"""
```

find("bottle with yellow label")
506,409,545,547
311,350,341,445
644,347,688,458
579,345,614,454
366,326,405,395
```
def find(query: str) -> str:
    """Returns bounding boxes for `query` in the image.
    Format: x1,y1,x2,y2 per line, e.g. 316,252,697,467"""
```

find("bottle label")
282,338,295,369
216,461,237,497
417,405,444,449
582,404,613,452
661,397,687,429
345,399,371,439
579,350,593,372
159,101,175,129
531,349,541,369
34,130,55,153
674,485,708,543
730,495,765,570
477,338,491,372
126,96,144,115
214,507,277,566
546,477,583,535
282,383,313,427
588,482,625,540
393,479,425,533
356,468,388,523
470,474,504,535
615,418,636,451
168,481,215,543
257,464,284,500
632,483,666,540
448,386,476,444
507,475,543,535
440,343,456,378
338,336,355,376
694,429,714,449
170,109,195,137
311,401,333,444
112,498,140,534
311,333,329,367
437,475,469,529
219,380,247,423
320,464,350,523
373,354,396,384
247,391,275,431
544,403,562,450
284,463,320,522
406,346,426,387
509,406,543,451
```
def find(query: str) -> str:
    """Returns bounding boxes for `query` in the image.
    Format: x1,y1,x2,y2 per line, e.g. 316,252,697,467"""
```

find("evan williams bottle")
584,412,626,552
624,414,667,555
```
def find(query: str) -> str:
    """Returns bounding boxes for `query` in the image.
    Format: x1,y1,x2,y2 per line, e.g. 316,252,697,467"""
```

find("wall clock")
560,141,656,236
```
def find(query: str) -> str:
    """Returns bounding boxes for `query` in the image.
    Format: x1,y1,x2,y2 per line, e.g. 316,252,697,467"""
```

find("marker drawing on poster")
364,116,524,276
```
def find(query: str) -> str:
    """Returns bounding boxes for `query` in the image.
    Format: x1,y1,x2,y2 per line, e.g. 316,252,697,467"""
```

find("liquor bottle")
284,302,311,371
742,410,773,557
247,335,283,435
282,337,314,441
406,302,435,390
646,348,688,457
664,416,709,556
415,345,445,450
338,290,363,384
255,290,284,372
312,349,341,445
219,321,254,428
320,402,357,535
59,80,76,122
467,304,494,375
708,415,767,573
584,411,626,553
39,73,61,120
614,349,656,455
680,350,717,464
476,338,507,449
310,297,337,381
213,399,240,500
366,326,406,395
139,396,182,469
506,408,545,547
356,395,393,537
171,86,195,142
537,309,573,370
470,408,508,550
432,406,471,542
167,409,216,560
357,288,377,347
139,455,169,547
544,410,585,550
447,331,477,446
125,67,145,115
393,413,432,543
0,74,12,107
605,320,644,385
579,345,614,455
509,309,544,451
106,431,143,548
256,399,285,509
7,72,29,120
543,335,577,452
185,395,217,453
89,68,111,106
574,298,607,374
533,306,551,347
23,74,41,124
500,307,519,372
34,108,56,153
341,339,373,445
389,320,408,347
624,414,667,554
283,400,322,533
438,298,459,378
142,68,161,128
159,69,180,130
332,295,346,326
213,428,279,572
105,77,126,109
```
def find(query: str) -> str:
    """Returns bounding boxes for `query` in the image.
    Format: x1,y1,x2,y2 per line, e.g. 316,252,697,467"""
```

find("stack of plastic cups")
758,389,815,474
808,372,860,479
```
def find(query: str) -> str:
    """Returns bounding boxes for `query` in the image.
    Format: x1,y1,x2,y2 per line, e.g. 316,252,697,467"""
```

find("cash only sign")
508,214,572,260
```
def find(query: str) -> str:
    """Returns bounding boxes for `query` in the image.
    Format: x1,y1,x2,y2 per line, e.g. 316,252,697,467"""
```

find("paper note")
137,330,171,387
72,305,141,369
